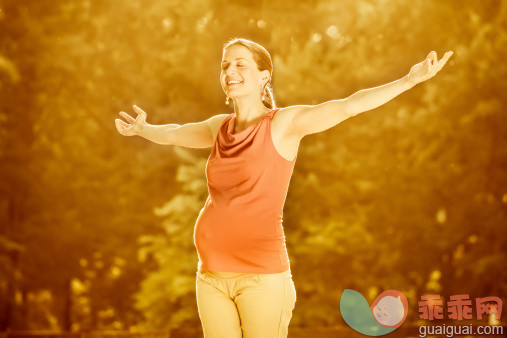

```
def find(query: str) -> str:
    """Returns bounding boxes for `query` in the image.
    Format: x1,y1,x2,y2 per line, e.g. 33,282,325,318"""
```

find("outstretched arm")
287,50,453,138
115,105,228,148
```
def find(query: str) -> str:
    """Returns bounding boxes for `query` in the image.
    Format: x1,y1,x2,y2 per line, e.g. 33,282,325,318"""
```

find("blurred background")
0,0,506,334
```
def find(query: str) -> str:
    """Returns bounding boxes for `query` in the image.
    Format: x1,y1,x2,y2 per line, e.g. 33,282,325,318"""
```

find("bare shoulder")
273,105,304,120
269,106,306,161
205,113,230,142
272,105,309,140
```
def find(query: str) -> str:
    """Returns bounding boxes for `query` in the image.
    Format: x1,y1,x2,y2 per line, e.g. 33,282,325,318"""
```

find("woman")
115,38,452,337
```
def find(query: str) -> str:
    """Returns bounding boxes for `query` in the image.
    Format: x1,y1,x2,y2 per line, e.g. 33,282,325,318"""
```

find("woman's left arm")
288,50,453,139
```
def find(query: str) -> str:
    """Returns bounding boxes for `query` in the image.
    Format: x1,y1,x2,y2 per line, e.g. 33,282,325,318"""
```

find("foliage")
0,0,505,330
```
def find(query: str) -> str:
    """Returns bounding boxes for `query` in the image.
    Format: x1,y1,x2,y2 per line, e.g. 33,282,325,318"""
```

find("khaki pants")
195,268,296,338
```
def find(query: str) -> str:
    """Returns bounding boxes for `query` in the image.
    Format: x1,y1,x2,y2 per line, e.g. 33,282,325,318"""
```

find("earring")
225,96,230,105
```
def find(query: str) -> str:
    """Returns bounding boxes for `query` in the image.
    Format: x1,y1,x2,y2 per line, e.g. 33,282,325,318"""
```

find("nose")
225,66,238,76
225,71,236,79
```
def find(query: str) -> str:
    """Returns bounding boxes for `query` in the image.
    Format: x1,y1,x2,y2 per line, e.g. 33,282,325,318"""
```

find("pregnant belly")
194,205,281,254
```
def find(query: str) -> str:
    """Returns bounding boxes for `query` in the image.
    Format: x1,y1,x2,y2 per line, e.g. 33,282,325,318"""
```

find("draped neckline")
229,108,278,137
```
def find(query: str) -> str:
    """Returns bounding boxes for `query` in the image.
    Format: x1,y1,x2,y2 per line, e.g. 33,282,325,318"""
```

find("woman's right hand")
115,105,148,136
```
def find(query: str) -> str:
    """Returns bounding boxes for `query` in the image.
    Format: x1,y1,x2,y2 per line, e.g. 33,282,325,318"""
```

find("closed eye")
221,64,244,70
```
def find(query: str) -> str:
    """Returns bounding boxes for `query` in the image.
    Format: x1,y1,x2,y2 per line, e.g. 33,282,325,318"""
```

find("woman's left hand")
406,50,453,86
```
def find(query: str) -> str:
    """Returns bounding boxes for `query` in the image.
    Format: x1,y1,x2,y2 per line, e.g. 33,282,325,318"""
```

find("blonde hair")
223,38,276,109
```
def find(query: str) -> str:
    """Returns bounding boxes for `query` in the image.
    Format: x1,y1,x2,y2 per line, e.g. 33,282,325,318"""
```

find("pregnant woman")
115,38,452,337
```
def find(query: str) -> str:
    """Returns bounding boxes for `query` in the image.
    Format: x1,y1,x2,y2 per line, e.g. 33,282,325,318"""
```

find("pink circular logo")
370,290,409,328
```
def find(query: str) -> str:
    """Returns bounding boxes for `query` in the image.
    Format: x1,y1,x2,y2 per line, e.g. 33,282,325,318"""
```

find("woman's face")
220,45,269,100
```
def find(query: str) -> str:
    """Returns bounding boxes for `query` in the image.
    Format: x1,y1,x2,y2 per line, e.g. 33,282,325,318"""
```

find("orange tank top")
193,108,297,273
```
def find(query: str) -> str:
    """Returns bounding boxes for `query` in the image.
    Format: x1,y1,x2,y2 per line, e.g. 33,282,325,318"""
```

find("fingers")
132,104,147,117
116,105,146,136
435,51,453,73
119,111,136,124
425,51,436,66
417,50,453,83
429,50,437,64
425,50,448,78
426,56,432,70
115,118,129,128
428,51,437,77
115,118,129,135
423,57,433,78
440,51,453,64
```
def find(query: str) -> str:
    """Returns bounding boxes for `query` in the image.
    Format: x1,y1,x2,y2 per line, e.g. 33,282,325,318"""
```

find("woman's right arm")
115,105,228,149
138,118,222,148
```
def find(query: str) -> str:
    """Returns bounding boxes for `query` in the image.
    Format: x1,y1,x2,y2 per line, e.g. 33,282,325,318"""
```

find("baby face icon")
370,290,409,327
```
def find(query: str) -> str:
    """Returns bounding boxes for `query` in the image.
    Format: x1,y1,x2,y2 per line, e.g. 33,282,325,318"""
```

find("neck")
232,97,271,123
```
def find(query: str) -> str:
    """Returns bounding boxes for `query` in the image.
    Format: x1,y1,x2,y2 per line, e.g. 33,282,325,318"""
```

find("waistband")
198,268,291,279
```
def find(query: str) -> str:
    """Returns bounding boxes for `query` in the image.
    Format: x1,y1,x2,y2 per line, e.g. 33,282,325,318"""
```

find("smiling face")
221,45,270,100
372,295,405,327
